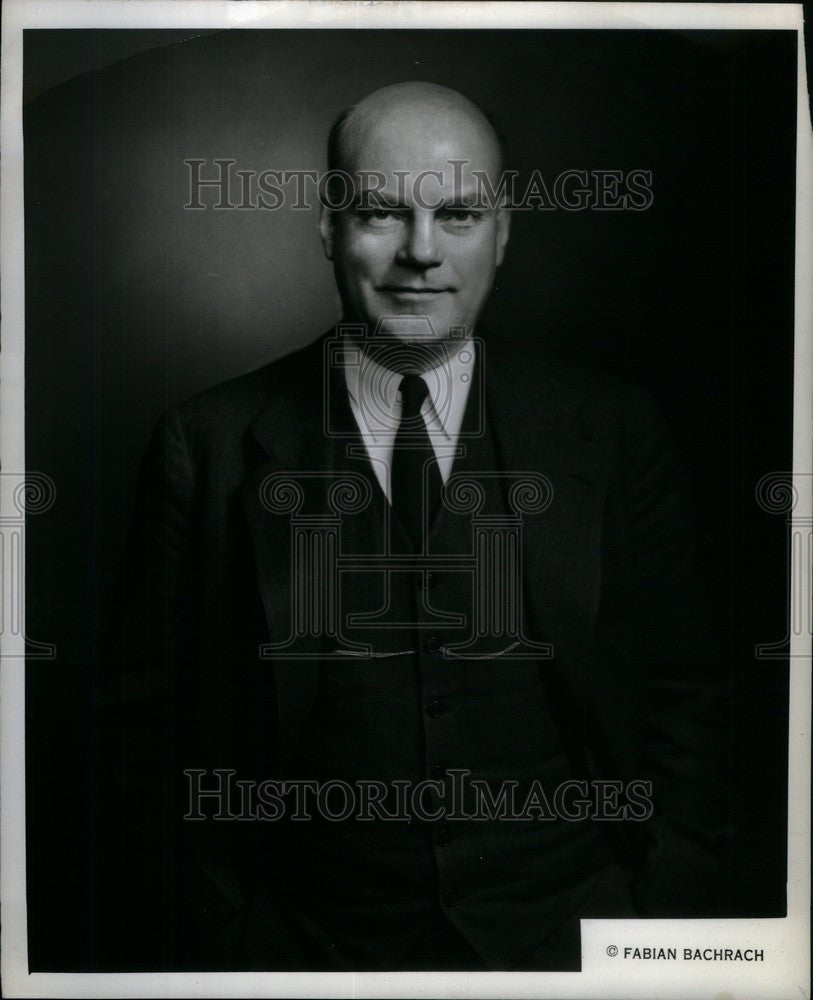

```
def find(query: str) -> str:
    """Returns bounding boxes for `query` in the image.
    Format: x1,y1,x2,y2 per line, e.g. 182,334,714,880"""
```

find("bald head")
328,82,504,178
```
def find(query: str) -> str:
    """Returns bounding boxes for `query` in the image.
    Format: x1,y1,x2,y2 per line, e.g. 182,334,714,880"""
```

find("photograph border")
2,3,810,998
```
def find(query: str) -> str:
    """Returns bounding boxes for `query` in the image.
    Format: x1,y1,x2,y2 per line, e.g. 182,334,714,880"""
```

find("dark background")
23,29,796,969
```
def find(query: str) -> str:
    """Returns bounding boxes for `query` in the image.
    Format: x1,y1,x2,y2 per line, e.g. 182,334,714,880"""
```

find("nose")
396,212,442,270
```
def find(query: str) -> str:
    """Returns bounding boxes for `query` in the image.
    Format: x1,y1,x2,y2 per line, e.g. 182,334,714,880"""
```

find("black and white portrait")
2,3,809,997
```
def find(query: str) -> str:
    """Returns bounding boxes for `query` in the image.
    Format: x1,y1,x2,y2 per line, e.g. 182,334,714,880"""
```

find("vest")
265,374,617,970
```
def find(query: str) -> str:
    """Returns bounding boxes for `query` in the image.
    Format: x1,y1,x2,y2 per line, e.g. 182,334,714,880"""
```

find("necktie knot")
398,374,430,422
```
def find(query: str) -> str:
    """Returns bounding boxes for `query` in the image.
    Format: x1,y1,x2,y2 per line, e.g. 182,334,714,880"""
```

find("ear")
495,207,511,268
319,204,335,261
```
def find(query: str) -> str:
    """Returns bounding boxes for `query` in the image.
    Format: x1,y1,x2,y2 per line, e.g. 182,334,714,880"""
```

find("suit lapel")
239,335,331,753
484,337,611,694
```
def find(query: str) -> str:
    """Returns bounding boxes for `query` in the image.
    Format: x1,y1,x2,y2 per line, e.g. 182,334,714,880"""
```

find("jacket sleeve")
604,388,731,916
95,408,208,968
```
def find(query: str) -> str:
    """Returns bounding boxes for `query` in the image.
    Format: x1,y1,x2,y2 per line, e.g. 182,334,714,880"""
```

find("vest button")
426,700,445,719
435,827,453,848
442,888,460,907
424,636,441,655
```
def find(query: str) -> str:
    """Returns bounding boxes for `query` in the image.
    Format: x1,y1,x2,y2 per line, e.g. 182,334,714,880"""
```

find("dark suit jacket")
98,329,729,969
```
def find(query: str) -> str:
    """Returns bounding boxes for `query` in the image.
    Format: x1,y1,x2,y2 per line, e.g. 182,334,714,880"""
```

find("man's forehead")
344,138,500,175
345,139,502,197
358,179,486,206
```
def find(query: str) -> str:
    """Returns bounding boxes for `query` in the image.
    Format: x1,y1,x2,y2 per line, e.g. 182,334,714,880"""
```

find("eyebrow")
357,189,492,211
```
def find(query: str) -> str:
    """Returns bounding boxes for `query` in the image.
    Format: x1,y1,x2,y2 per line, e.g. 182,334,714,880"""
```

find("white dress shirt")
343,341,475,503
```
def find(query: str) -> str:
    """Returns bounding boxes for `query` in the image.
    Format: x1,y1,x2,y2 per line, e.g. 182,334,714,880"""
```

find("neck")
340,322,473,375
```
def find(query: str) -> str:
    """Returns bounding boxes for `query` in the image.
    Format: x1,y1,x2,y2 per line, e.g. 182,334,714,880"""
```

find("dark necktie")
391,374,442,551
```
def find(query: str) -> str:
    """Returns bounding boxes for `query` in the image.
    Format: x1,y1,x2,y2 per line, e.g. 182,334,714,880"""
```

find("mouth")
377,286,453,297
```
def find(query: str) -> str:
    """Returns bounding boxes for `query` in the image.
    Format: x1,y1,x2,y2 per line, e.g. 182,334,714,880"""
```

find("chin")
372,315,448,342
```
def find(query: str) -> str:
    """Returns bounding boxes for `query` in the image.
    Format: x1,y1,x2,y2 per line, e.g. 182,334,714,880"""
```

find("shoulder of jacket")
168,334,324,438
486,335,660,433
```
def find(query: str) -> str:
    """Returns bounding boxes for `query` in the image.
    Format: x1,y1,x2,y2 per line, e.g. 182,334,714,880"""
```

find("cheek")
346,251,389,290
454,236,499,287
335,225,396,278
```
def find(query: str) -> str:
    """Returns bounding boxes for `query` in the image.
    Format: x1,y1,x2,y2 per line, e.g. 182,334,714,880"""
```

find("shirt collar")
344,339,475,443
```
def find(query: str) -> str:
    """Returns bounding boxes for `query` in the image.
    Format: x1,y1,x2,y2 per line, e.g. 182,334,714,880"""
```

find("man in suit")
102,81,728,971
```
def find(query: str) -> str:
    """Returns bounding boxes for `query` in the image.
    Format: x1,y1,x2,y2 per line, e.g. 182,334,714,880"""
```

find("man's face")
320,103,510,345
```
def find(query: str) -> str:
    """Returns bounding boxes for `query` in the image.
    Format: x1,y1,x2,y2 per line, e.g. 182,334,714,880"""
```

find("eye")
441,208,483,229
355,207,406,228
